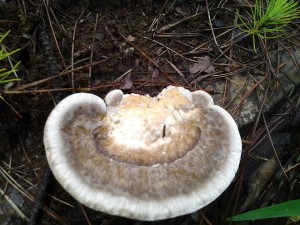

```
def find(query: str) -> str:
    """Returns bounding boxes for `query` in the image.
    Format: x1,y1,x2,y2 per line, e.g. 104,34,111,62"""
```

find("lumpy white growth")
108,109,174,149
112,114,158,148
105,89,124,106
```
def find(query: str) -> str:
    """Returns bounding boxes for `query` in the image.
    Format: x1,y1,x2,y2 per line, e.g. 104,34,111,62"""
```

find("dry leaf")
135,58,141,67
148,59,160,78
151,68,160,78
120,72,133,89
189,56,215,74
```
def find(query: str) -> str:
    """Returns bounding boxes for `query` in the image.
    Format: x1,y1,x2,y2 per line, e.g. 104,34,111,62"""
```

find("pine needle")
237,0,300,50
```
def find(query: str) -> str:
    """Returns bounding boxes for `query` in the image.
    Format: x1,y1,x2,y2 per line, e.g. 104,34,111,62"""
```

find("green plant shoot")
0,30,21,101
0,30,21,86
237,0,300,50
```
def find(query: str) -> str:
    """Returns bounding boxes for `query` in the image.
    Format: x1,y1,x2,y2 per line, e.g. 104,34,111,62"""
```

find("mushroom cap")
43,86,242,221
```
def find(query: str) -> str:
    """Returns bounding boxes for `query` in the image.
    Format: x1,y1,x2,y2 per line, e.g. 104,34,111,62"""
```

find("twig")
199,211,213,225
11,57,114,91
0,165,69,225
119,33,176,84
71,20,78,89
189,42,245,84
89,13,99,87
141,35,194,62
250,116,284,152
262,114,289,180
157,12,204,33
188,27,240,54
205,0,219,47
17,0,27,21
79,204,92,225
0,97,22,117
221,79,228,107
165,59,191,87
28,165,52,225
163,0,177,19
18,134,31,163
2,164,74,208
0,187,29,221
114,69,132,82
42,0,66,68
229,82,270,223
224,80,247,110
285,162,300,173
232,75,268,116
148,0,169,32
1,80,171,95
153,32,205,38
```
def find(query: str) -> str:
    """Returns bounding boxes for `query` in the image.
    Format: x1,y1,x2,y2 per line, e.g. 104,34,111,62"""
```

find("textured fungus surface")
44,86,242,221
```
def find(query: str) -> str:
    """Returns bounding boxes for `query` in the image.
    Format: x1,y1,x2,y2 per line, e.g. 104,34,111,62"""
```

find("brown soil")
0,0,299,225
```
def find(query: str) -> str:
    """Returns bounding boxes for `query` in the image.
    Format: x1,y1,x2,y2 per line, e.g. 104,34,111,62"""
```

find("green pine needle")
0,30,20,86
237,0,300,50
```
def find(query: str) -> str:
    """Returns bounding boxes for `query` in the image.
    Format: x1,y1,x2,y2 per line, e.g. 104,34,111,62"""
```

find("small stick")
88,13,99,87
165,59,191,87
157,12,204,33
79,204,92,225
199,211,213,225
262,115,289,180
0,187,29,221
42,0,66,68
232,75,268,116
0,165,68,224
119,33,176,84
205,0,219,47
28,165,52,225
148,0,169,32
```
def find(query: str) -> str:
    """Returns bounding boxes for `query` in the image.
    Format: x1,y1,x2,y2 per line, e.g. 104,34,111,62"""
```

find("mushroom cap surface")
43,86,242,221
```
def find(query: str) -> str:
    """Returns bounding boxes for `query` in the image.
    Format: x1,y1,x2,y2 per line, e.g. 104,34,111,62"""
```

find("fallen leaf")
135,58,141,67
189,56,215,74
151,68,160,78
120,72,133,89
148,59,160,78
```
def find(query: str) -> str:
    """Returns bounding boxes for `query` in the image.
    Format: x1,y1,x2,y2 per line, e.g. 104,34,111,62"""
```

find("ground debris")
189,56,215,74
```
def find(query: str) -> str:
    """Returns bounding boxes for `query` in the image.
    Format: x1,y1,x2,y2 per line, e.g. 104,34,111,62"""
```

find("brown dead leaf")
189,56,215,74
151,68,160,78
120,72,133,90
148,58,160,78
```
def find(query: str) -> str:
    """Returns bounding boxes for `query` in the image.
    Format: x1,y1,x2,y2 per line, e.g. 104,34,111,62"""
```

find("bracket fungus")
43,86,242,221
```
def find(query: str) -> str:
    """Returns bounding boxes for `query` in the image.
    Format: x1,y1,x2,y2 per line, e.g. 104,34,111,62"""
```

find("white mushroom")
43,85,242,221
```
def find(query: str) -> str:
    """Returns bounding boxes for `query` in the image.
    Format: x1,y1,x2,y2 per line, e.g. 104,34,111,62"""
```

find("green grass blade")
230,199,300,222
0,78,20,84
0,30,10,43
0,48,20,60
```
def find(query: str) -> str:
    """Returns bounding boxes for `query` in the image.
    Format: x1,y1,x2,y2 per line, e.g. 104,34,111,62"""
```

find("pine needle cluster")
0,30,21,101
0,30,20,86
237,0,300,50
